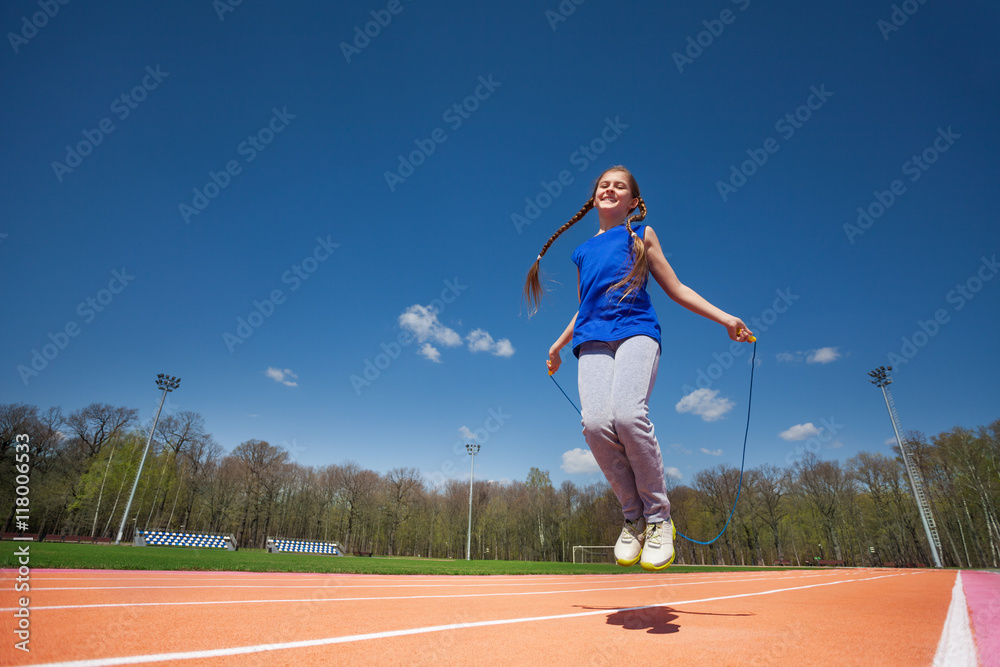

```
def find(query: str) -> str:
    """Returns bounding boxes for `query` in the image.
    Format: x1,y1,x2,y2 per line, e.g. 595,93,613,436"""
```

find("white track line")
16,571,922,667
0,569,841,582
2,573,840,611
932,571,979,666
28,571,832,592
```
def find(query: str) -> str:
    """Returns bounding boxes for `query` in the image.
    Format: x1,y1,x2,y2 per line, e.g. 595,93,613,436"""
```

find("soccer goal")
572,545,615,564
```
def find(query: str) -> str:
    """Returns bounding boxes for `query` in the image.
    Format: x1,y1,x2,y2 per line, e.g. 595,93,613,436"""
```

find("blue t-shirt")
571,224,661,357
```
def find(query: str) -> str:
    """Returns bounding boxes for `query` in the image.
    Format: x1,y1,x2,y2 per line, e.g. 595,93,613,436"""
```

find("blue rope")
548,341,756,546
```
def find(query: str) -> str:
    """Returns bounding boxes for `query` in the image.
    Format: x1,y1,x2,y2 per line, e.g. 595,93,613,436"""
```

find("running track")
1,568,997,665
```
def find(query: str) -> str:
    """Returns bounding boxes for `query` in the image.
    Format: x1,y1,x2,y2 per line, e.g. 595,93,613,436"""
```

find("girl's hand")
547,346,562,374
726,318,754,342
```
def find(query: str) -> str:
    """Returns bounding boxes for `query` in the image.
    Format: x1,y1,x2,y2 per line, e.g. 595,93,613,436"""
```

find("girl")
524,165,753,570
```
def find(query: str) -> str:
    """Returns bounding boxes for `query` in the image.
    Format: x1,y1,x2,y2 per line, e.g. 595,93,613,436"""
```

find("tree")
796,453,852,562
385,467,422,556
335,462,381,552
526,468,556,560
754,464,790,561
231,439,289,548
65,403,138,459
694,465,742,564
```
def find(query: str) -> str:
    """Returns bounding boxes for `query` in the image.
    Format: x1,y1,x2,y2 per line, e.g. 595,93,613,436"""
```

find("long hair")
522,165,648,314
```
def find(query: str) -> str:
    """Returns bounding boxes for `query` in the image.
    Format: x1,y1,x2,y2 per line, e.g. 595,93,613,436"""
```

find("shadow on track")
576,605,753,635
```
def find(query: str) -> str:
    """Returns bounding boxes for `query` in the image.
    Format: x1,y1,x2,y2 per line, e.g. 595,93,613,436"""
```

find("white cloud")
265,367,298,387
459,426,476,440
668,443,692,455
827,440,844,450
494,338,515,358
561,448,600,474
418,343,441,363
675,388,734,422
780,423,820,441
398,307,514,362
664,466,682,480
700,448,723,456
777,348,842,364
466,328,516,357
399,305,462,347
807,347,841,364
466,329,494,353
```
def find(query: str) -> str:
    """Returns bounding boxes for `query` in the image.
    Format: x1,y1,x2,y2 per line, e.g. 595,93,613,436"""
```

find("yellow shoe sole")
616,553,642,567
640,521,677,572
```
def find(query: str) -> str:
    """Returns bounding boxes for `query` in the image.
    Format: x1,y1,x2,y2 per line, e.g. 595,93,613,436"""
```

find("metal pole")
869,366,943,568
465,443,480,561
115,375,179,545
879,384,943,568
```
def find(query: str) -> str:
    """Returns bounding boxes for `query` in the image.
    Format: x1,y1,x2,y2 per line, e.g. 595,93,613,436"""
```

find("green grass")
0,541,805,575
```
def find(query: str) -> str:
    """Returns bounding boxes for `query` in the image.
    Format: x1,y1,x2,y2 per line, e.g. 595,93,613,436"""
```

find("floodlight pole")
115,374,180,545
868,366,943,568
465,443,480,561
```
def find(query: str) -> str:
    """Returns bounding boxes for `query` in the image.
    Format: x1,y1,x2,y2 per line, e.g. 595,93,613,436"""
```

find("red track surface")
0,567,992,666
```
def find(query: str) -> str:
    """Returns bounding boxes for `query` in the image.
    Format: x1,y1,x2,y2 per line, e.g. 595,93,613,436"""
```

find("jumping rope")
548,334,756,546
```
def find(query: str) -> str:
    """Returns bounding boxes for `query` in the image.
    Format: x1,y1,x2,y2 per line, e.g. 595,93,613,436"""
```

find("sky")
2,1,999,491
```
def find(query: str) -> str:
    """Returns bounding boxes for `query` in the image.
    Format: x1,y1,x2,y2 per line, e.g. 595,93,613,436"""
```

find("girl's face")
594,170,638,220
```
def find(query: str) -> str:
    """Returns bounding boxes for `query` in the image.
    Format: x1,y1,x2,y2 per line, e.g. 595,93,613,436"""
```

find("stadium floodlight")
115,375,181,545
868,365,891,388
867,366,943,567
465,443,481,561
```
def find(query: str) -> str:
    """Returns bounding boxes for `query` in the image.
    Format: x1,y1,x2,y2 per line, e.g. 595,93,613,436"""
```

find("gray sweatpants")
578,335,671,524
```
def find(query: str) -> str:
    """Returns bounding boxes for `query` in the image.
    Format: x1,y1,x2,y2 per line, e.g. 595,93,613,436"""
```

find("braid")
609,197,649,302
522,197,594,315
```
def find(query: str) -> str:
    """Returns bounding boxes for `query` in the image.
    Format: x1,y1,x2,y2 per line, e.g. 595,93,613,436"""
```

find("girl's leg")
578,341,643,522
610,335,671,524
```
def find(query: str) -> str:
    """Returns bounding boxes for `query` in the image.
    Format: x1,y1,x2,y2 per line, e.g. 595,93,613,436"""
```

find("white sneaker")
614,517,646,566
640,520,676,571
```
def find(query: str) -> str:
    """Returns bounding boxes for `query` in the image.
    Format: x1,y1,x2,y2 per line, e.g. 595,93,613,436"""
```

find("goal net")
572,545,615,564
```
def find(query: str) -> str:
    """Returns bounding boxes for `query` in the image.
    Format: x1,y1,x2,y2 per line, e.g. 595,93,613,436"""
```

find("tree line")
1,402,997,567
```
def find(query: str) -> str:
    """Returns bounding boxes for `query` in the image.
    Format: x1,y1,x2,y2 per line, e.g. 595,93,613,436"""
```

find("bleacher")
51,535,112,543
135,530,237,551
266,537,344,556
3,533,111,543
1,533,38,541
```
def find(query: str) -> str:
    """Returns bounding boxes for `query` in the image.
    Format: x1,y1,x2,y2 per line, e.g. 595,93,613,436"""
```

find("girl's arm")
547,312,577,374
644,226,753,342
547,269,580,374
